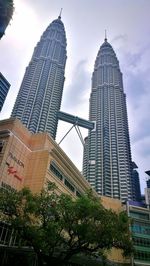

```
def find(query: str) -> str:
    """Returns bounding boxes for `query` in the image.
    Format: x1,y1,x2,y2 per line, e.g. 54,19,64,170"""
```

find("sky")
0,0,150,193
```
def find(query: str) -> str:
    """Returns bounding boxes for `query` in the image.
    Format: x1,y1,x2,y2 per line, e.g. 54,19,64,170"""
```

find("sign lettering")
6,162,23,182
8,152,24,168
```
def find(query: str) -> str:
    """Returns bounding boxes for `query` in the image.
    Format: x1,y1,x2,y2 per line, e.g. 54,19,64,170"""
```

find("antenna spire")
58,8,63,19
104,29,107,42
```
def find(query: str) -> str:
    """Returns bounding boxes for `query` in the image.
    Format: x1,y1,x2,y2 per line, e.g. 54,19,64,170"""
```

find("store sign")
8,152,24,168
6,162,23,182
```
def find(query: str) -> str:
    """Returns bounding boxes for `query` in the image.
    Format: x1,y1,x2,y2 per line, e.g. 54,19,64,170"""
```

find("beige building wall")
0,119,31,191
0,118,129,264
101,195,122,212
101,196,129,264
0,118,96,196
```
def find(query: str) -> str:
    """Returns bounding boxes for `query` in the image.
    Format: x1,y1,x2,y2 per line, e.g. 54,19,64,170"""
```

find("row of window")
0,222,16,246
1,181,16,193
0,222,28,247
130,211,149,220
133,237,150,247
50,161,81,197
134,250,150,261
132,224,150,234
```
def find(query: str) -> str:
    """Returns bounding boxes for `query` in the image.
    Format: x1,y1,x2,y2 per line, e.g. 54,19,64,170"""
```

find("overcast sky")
0,0,150,193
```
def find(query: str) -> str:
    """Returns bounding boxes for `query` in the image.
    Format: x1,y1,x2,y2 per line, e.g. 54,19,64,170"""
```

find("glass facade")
131,166,141,202
83,38,132,201
11,15,67,139
0,73,10,112
128,204,150,265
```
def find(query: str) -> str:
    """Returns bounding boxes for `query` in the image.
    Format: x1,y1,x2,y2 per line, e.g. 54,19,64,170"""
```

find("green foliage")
0,184,133,265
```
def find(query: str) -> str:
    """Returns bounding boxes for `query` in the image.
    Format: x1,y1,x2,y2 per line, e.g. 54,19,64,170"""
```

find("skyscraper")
131,162,141,202
0,72,10,112
83,37,132,201
12,14,67,139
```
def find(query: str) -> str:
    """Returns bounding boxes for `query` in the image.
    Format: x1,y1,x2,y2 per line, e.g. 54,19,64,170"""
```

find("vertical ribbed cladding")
11,16,67,140
32,17,67,66
92,39,123,89
83,38,132,202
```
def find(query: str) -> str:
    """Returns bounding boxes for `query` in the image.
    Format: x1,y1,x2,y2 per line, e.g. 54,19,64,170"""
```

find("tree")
0,183,133,265
0,0,14,39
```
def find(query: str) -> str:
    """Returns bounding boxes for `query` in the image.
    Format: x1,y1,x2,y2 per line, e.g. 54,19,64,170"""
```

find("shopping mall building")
0,118,131,265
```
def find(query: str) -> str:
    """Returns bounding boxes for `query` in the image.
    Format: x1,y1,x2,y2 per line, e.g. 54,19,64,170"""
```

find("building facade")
132,169,142,202
0,1,14,39
127,202,150,265
11,15,67,139
0,72,10,112
83,37,132,202
0,118,90,197
145,171,150,207
131,162,141,202
0,118,129,265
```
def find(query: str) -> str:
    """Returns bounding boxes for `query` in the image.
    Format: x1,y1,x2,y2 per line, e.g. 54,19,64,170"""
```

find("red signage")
6,162,23,182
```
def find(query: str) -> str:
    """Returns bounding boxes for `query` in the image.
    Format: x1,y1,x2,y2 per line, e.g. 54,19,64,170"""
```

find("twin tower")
11,15,132,202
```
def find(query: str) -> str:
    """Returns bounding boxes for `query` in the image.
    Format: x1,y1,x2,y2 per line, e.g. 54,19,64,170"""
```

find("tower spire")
104,29,107,42
58,8,63,19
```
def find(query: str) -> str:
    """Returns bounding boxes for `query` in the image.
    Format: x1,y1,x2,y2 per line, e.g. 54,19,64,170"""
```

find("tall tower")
11,14,67,139
131,162,141,202
83,37,132,201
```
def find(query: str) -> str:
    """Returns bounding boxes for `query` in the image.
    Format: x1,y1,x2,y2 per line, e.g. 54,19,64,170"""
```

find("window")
64,179,75,193
0,140,4,153
1,182,16,192
76,191,81,197
130,211,149,220
50,162,63,181
49,161,82,195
